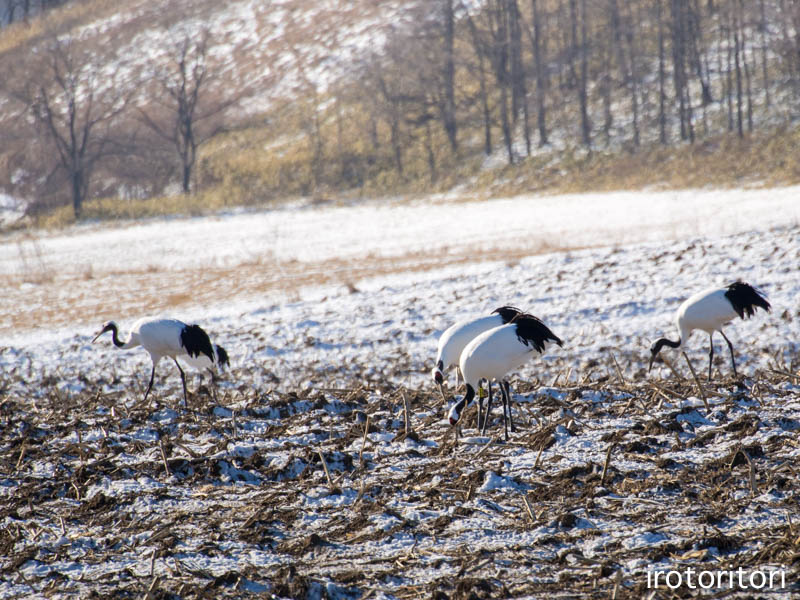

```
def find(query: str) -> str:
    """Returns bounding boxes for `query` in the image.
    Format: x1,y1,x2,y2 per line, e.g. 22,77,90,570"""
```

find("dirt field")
3,198,800,598
1,362,798,598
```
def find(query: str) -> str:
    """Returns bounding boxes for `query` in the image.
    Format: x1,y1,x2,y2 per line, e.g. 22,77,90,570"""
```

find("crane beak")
91,324,110,343
437,382,447,404
648,353,656,372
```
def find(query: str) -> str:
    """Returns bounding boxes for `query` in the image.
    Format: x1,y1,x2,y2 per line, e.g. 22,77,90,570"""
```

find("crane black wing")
512,314,563,352
180,324,216,362
492,306,524,324
724,282,771,319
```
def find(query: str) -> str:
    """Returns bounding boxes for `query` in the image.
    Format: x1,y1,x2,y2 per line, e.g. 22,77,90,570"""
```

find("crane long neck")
458,384,475,411
656,337,682,351
449,384,476,424
109,323,131,348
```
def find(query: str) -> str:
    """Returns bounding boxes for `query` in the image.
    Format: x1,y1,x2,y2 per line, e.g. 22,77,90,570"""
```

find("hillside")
0,0,424,223
2,0,800,227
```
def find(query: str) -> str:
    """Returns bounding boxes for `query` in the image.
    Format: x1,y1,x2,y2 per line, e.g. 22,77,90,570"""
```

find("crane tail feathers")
492,306,524,324
725,281,771,320
511,314,563,352
180,324,215,363
215,345,230,369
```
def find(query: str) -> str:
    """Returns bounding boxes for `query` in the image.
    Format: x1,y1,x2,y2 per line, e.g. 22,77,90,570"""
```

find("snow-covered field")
2,185,800,342
1,189,799,598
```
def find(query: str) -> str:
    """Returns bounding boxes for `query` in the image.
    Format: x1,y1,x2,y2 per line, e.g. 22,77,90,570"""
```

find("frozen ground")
1,188,799,598
2,185,800,340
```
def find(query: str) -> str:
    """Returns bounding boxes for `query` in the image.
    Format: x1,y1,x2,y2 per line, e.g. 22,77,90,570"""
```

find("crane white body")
674,287,739,342
432,306,521,387
458,324,551,388
650,281,770,379
448,314,562,439
92,317,228,404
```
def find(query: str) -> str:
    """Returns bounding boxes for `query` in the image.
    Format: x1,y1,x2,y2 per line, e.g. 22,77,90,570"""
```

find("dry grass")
31,190,252,229
1,240,580,336
482,126,800,199
1,362,798,597
0,0,118,55
21,123,800,231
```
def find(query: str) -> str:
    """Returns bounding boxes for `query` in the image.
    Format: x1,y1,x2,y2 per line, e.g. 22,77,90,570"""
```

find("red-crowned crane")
432,306,522,403
649,281,771,380
448,313,563,440
92,317,229,405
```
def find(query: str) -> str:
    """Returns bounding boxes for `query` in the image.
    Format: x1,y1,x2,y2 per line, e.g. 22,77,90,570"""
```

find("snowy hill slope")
2,0,420,119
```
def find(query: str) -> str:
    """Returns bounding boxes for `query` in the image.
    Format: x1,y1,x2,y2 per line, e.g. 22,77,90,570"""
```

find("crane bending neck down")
648,337,681,370
648,282,771,379
92,321,140,349
91,317,227,405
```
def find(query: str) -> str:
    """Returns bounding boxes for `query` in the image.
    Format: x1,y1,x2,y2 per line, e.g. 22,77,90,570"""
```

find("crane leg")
504,380,515,433
707,333,715,381
476,381,483,431
499,381,509,441
481,382,493,436
477,380,490,431
174,358,188,406
719,330,738,378
143,365,156,403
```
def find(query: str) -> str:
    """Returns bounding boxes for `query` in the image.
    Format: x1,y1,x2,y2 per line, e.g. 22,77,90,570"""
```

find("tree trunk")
579,0,590,146
625,0,641,147
71,170,83,220
569,0,591,147
531,0,548,145
442,0,458,153
725,6,735,131
508,0,530,155
489,0,514,163
657,0,668,144
390,113,403,176
738,0,753,132
478,51,493,155
670,0,694,142
182,163,191,194
733,7,744,137
425,120,437,182
758,0,771,107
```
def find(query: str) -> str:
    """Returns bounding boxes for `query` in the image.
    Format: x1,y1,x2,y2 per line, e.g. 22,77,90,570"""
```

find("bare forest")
1,0,800,223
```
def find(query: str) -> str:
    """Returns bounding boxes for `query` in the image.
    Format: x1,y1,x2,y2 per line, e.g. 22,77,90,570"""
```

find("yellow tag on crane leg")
478,386,487,399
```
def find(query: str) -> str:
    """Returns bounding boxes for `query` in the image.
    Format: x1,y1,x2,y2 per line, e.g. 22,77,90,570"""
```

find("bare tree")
507,0,531,156
441,0,458,153
568,0,591,147
464,9,494,155
5,35,130,219
362,55,407,178
757,0,771,107
670,0,695,142
138,30,235,195
484,0,515,163
657,0,669,144
530,0,549,146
